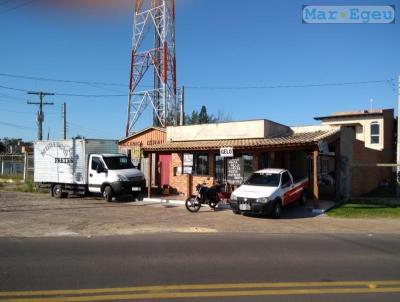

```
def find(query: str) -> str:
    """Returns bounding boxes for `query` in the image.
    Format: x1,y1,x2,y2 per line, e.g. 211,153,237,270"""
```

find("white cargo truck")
34,139,145,201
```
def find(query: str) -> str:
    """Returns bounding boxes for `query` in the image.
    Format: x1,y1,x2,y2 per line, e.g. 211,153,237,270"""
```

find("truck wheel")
52,184,63,199
232,209,241,215
103,186,113,202
299,192,307,206
271,200,282,219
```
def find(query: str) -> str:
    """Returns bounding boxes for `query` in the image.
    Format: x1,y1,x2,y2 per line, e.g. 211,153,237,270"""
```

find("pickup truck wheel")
232,209,241,215
103,186,113,202
52,184,63,199
271,200,282,219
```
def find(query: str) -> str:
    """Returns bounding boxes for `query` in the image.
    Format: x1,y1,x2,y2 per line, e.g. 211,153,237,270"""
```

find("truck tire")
232,209,241,215
271,200,282,219
103,186,113,202
52,184,63,199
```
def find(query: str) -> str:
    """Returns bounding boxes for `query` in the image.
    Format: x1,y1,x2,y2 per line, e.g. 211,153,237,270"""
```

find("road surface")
0,233,400,301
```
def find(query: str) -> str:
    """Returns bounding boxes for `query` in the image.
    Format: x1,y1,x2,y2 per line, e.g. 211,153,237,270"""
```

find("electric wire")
0,121,36,131
0,78,394,99
0,0,37,14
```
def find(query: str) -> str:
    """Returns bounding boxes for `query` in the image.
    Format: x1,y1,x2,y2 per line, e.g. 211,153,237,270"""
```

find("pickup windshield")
244,173,280,187
103,156,134,170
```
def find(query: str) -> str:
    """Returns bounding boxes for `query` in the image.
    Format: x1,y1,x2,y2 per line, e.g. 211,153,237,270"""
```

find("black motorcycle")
185,183,221,213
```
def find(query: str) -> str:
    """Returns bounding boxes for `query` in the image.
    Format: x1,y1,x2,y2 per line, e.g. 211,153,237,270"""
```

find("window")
260,153,269,169
242,154,254,181
214,155,224,182
193,153,209,175
244,173,280,187
370,122,380,144
103,156,134,170
281,172,292,187
91,157,102,170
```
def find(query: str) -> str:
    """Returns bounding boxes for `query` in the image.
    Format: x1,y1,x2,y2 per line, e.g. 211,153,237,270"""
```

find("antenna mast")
125,0,179,136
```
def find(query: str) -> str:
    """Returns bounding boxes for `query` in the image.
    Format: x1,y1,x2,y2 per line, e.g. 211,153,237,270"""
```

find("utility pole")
62,102,67,139
397,75,400,196
27,91,54,141
180,86,185,126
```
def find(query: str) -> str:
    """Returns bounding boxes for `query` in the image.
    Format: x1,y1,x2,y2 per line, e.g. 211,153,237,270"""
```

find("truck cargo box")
34,139,118,185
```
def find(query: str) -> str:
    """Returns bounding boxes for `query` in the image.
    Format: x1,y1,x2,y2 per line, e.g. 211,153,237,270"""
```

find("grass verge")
327,200,400,218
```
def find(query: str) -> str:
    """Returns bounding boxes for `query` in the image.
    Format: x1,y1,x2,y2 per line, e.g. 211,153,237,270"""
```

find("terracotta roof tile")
144,129,339,152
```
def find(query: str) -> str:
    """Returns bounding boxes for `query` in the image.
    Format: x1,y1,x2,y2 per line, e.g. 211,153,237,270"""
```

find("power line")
0,0,14,6
0,0,37,14
0,121,35,131
0,79,395,99
0,72,126,87
186,79,394,90
0,72,395,91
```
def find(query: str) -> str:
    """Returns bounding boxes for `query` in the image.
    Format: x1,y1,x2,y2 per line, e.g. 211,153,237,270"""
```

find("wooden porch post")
148,153,152,198
312,149,319,207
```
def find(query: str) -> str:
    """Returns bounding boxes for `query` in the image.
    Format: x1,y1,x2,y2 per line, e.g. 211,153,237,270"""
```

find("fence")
0,153,34,181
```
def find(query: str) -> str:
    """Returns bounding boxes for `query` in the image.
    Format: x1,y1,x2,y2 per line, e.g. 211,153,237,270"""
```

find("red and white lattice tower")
125,0,180,135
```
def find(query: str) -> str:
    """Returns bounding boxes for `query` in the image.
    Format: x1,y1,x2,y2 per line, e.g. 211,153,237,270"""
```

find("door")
158,154,171,187
88,155,106,193
281,171,297,205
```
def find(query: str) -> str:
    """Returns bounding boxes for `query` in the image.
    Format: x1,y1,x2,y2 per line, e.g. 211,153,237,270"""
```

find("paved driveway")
0,191,399,237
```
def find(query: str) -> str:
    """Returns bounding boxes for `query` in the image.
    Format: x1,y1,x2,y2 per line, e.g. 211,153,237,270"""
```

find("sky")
0,0,399,141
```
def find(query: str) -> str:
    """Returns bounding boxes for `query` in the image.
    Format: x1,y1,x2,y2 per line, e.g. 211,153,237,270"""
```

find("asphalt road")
1,233,400,302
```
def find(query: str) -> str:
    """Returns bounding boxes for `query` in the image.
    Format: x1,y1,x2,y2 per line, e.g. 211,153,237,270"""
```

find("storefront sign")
131,146,142,166
227,157,243,185
183,166,193,174
220,147,233,157
183,153,193,166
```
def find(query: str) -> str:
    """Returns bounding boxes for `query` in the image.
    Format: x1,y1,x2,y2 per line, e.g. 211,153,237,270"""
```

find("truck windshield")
244,173,280,187
102,156,134,170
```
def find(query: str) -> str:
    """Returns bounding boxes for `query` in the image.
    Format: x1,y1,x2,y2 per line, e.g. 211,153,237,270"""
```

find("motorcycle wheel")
185,196,201,213
209,201,217,209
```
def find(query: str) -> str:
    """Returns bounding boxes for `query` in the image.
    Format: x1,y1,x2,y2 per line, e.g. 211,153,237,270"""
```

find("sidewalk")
143,196,335,213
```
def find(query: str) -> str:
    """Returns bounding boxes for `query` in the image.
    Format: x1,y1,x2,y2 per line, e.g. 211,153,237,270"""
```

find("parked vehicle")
229,169,308,218
34,139,145,202
185,183,222,212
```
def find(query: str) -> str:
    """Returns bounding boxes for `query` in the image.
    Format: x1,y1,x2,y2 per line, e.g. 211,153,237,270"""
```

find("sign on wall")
220,147,233,157
131,146,142,166
183,154,193,166
227,157,243,185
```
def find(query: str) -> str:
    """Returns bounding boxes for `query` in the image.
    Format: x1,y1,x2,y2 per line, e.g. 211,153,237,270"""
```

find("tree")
0,141,5,153
198,106,209,124
2,137,22,154
184,106,232,125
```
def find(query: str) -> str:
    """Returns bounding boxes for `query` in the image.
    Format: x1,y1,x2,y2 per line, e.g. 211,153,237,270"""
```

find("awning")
143,129,340,152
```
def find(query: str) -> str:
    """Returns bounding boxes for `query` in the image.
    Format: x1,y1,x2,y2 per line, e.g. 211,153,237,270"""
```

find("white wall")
167,120,291,141
320,116,384,151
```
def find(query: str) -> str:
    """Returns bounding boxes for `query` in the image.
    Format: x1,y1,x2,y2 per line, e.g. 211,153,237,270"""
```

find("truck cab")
88,154,145,201
229,169,308,218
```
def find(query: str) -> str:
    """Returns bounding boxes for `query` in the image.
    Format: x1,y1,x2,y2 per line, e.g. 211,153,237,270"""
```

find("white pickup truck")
229,168,309,218
34,139,145,202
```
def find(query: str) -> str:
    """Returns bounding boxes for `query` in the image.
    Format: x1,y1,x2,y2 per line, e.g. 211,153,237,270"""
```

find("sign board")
131,146,142,166
183,153,193,166
183,166,193,174
220,147,233,157
227,157,243,185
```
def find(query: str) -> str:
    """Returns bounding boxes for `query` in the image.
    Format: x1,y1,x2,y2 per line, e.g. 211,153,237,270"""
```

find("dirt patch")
1,191,400,237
